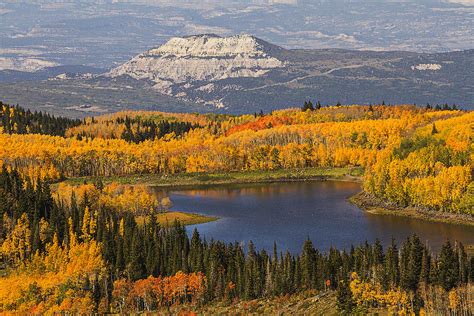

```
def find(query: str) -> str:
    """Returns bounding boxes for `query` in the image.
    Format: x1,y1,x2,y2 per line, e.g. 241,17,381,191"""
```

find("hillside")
106,35,473,112
1,102,472,216
0,35,472,117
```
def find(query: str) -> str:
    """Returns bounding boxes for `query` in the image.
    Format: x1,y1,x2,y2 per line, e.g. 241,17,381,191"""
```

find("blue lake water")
162,181,474,253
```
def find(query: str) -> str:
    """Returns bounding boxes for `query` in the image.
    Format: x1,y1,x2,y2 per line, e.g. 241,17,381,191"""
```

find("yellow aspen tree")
1,213,31,264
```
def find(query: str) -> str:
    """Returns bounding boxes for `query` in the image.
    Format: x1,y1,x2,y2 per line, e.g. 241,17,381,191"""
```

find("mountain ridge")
0,34,472,116
105,34,473,111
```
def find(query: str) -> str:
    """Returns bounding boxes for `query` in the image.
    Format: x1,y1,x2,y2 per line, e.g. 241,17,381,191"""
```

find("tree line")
119,115,199,143
1,102,81,136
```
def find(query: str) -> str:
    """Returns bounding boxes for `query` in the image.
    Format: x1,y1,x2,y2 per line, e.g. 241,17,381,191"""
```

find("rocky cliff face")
108,34,286,106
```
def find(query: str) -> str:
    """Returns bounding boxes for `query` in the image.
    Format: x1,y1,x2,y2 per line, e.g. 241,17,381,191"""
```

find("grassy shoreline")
350,191,474,227
136,211,218,227
60,167,364,189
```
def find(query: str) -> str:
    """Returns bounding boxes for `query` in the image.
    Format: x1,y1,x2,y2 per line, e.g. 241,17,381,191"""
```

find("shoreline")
57,167,474,227
136,211,218,227
350,191,474,227
59,167,364,189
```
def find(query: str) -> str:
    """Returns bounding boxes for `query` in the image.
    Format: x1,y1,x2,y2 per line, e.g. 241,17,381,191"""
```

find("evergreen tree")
420,247,431,285
301,238,317,289
127,228,146,280
455,242,469,284
431,123,438,135
400,235,423,292
438,240,459,290
301,101,315,111
384,238,399,289
336,279,354,315
190,228,204,272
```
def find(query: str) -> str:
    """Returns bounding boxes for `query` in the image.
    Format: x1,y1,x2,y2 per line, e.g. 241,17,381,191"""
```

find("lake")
162,181,474,253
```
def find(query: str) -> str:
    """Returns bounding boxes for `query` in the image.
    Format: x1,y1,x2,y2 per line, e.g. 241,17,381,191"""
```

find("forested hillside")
0,102,473,313
0,102,81,136
0,102,472,214
0,167,472,314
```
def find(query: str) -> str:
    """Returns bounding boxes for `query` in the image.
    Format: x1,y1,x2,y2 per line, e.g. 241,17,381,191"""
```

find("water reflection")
153,181,474,253
365,212,474,251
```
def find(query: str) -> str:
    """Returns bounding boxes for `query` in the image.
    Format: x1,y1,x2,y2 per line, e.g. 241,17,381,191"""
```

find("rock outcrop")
107,34,286,104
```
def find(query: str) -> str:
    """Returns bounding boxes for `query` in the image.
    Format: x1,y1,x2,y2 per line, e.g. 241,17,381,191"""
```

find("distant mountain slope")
2,1,473,68
0,65,104,83
0,76,204,118
105,34,473,111
0,57,58,72
1,34,472,116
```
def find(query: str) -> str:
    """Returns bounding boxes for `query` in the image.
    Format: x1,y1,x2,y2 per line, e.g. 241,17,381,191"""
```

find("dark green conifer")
438,240,459,290
336,279,354,315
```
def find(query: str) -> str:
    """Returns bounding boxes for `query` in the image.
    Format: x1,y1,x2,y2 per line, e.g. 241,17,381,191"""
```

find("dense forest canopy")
0,102,473,313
